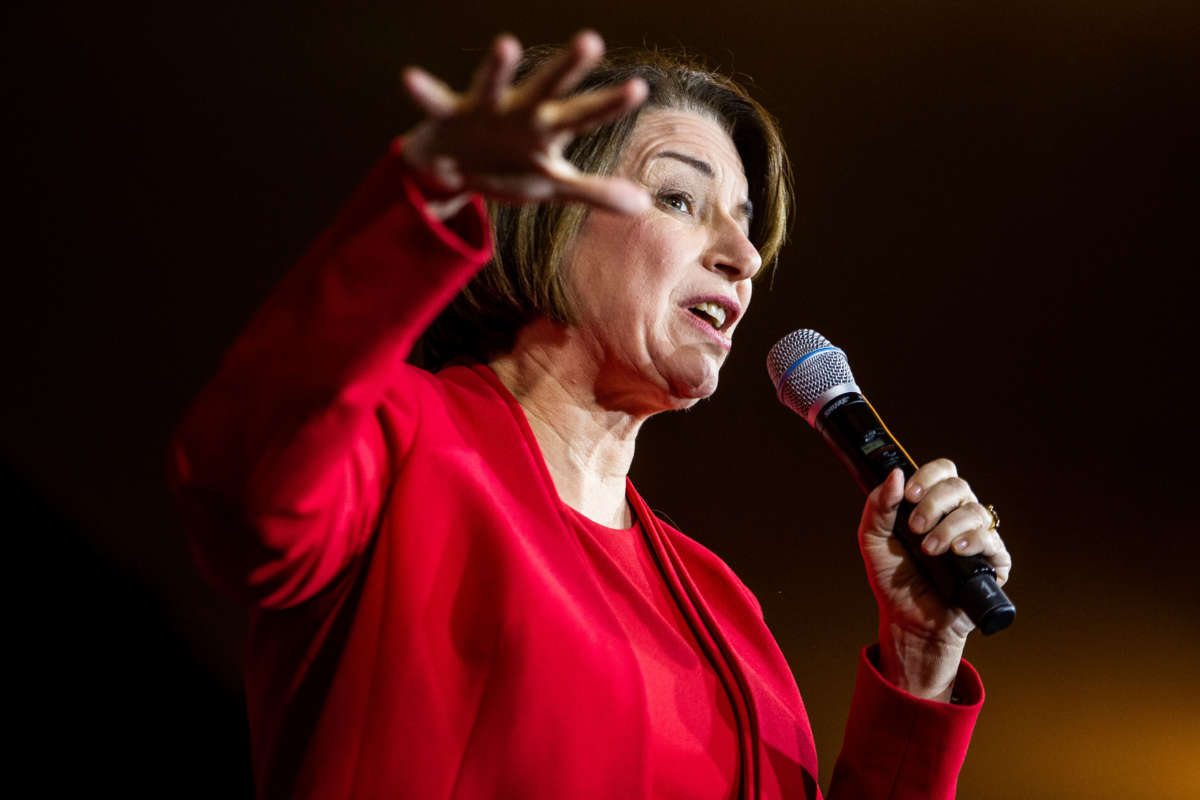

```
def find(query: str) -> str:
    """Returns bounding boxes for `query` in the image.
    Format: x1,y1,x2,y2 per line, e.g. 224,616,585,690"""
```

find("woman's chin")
662,348,721,401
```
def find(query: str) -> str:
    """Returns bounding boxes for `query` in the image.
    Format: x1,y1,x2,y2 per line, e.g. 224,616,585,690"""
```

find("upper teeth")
691,301,727,329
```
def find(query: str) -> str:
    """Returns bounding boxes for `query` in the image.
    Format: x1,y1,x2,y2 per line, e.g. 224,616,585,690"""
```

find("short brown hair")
422,46,793,369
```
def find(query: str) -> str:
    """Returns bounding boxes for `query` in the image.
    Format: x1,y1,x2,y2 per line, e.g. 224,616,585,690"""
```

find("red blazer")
170,141,983,799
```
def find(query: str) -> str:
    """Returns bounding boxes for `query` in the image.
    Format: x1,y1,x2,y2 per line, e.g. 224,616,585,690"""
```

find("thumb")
859,467,905,544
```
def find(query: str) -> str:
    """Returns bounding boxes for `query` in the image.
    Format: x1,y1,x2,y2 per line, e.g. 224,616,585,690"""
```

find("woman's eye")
658,191,694,215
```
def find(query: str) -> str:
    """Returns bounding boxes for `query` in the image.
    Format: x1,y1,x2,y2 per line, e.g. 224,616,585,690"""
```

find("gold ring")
985,504,999,532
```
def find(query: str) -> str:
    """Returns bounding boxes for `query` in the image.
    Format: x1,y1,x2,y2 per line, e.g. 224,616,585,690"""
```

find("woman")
170,31,1012,799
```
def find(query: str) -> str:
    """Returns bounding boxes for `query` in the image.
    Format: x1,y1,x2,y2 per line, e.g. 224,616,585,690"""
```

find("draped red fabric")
169,141,982,798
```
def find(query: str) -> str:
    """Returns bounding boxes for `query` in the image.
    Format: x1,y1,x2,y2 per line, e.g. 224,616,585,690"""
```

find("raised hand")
400,30,651,215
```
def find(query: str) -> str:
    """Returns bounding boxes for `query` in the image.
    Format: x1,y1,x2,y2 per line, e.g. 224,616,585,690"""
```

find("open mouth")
687,301,728,330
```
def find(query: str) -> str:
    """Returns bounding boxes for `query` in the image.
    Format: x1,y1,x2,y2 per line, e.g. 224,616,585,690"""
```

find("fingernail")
954,538,970,552
906,483,923,501
909,513,926,533
922,536,940,554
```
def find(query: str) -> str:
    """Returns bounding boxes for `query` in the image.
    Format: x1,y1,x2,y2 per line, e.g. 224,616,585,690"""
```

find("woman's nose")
706,214,762,281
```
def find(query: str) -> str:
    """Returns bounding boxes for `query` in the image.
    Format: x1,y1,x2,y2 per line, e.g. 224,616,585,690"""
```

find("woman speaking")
169,30,1012,799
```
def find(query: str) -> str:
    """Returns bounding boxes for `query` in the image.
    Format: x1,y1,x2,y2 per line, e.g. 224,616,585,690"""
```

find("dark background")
5,1,1198,796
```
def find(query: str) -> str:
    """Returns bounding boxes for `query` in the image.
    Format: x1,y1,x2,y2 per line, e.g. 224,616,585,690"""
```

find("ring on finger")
984,504,999,532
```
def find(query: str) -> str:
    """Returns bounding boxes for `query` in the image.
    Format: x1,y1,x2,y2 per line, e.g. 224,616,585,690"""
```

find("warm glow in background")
6,1,1198,796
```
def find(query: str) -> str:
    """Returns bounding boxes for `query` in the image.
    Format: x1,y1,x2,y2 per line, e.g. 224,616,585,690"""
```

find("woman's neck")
489,322,648,529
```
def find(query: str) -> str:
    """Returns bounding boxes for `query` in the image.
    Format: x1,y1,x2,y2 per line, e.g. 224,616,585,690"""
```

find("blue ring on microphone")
776,346,845,402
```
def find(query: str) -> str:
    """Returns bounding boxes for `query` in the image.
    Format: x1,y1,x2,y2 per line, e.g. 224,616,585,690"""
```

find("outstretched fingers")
401,66,460,119
541,78,649,134
401,30,652,214
516,30,606,104
468,33,522,110
545,160,651,215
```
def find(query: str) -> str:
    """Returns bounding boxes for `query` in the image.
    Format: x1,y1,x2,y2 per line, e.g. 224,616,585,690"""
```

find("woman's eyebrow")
652,151,713,176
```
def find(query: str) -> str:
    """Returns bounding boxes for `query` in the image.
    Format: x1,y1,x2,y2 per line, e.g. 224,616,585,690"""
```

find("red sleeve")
167,139,492,609
827,644,984,799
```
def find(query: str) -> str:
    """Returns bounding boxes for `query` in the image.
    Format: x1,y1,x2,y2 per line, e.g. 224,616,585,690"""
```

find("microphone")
766,329,1015,635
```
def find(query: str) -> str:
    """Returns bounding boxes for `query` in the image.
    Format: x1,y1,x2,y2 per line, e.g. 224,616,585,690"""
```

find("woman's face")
565,108,762,411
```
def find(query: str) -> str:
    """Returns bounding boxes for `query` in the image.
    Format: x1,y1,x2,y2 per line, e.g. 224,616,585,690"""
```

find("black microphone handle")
814,392,1015,635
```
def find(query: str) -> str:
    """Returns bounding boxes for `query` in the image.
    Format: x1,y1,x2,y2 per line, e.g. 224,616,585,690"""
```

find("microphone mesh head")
766,329,857,419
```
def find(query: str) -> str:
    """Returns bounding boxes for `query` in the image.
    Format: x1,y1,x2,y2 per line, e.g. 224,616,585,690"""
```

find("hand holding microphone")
767,329,1015,637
